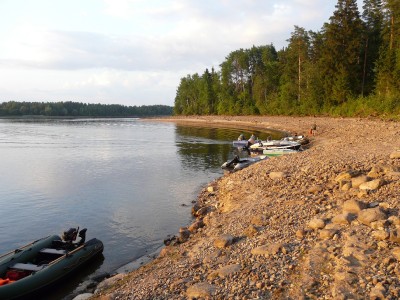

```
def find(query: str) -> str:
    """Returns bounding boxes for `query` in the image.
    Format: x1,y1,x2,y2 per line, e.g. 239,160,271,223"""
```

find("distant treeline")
174,0,400,118
0,101,173,117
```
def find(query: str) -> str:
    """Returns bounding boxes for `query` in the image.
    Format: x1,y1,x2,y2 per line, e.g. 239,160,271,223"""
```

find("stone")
343,199,365,214
179,227,190,243
244,224,258,237
186,282,217,299
388,216,400,225
351,175,369,188
214,234,234,248
269,171,286,179
370,220,387,230
95,274,126,293
341,182,352,191
251,243,282,256
251,215,267,226
392,247,400,260
358,207,387,226
370,282,386,299
203,250,222,264
72,294,93,300
371,230,389,241
210,264,241,278
332,213,353,225
308,218,325,230
383,165,400,173
359,179,382,191
389,228,400,243
335,170,360,183
188,220,205,233
319,229,338,240
195,206,209,217
390,151,400,159
308,185,323,194
159,247,170,258
296,229,306,238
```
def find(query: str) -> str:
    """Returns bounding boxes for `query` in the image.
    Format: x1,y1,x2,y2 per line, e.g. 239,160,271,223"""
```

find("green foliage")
0,101,173,117
172,0,400,118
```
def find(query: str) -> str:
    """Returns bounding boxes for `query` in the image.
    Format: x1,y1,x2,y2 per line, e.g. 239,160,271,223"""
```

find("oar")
46,244,86,267
0,236,50,260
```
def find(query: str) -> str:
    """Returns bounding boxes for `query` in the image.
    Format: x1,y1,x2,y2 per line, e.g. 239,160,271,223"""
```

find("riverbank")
91,116,400,299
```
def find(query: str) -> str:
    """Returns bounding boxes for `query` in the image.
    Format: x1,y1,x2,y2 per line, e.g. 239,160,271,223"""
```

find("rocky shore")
90,116,400,300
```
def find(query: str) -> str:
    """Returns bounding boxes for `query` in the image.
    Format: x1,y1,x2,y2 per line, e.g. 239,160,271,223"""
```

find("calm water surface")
0,118,280,298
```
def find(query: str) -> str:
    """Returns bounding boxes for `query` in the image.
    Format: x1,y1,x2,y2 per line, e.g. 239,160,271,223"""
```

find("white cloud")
0,0,364,106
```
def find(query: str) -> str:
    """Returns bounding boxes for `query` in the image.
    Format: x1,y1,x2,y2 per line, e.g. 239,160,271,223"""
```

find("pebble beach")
90,115,400,300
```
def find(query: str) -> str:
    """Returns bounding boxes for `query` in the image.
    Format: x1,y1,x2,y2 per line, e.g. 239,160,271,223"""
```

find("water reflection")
0,118,284,299
174,125,282,170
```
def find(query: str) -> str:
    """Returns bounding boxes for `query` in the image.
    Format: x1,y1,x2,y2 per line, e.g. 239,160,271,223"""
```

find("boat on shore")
233,138,303,152
261,148,299,157
249,140,302,152
222,155,268,172
0,228,103,300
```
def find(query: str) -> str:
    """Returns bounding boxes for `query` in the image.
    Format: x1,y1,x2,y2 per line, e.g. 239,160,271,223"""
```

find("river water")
0,118,280,298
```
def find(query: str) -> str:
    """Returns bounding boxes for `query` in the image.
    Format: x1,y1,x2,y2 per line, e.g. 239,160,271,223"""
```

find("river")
0,117,280,299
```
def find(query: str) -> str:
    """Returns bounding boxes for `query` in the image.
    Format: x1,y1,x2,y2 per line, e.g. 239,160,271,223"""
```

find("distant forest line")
0,101,173,117
174,0,400,119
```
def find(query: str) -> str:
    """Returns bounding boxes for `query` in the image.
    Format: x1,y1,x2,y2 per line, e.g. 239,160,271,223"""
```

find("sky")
0,0,364,107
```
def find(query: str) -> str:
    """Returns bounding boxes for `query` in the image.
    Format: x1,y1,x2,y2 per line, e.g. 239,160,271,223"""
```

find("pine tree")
320,0,364,105
279,26,310,112
375,0,400,99
361,0,384,96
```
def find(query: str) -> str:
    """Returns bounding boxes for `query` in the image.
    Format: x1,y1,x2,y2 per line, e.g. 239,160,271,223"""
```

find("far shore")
91,115,400,300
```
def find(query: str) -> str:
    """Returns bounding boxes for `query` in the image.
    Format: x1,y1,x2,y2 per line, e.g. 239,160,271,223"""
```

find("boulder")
214,234,234,248
269,172,287,179
251,243,282,256
358,207,387,226
389,228,400,243
296,229,306,238
95,274,125,293
351,175,369,188
251,215,268,226
343,199,365,214
369,282,386,299
243,224,258,237
308,218,325,230
319,229,338,240
308,185,323,194
178,227,190,243
186,282,217,299
332,213,353,225
188,220,205,233
390,151,400,159
371,230,389,241
359,179,382,191
392,247,400,260
335,170,360,183
209,264,241,279
72,294,93,300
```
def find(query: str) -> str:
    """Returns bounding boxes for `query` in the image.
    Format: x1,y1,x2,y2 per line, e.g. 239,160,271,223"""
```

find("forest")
173,0,400,118
0,101,173,117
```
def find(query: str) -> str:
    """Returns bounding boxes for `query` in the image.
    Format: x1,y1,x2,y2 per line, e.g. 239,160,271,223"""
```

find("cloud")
1,1,335,73
0,0,364,105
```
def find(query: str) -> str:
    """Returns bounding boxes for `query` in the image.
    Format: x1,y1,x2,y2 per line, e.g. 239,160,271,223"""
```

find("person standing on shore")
242,134,256,155
311,123,317,136
238,133,246,141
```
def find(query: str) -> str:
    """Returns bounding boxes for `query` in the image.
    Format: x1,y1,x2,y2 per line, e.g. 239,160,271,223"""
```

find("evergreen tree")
375,0,400,99
320,0,364,105
279,26,310,113
361,0,384,96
